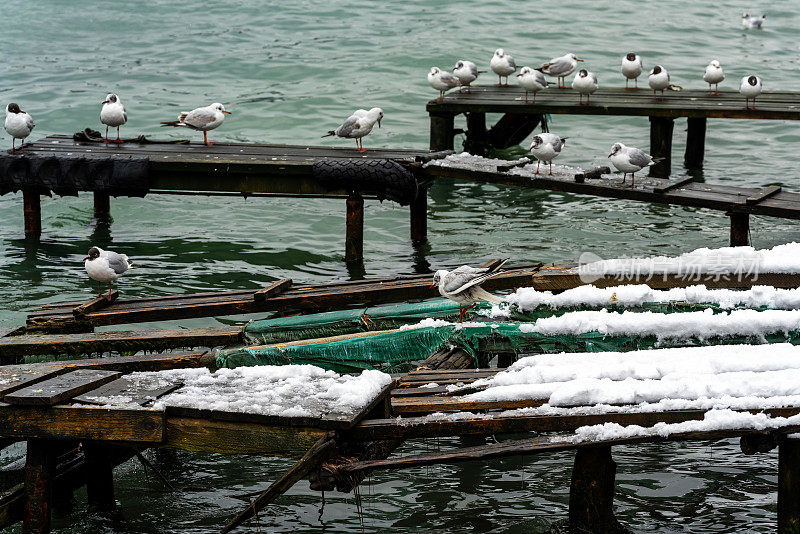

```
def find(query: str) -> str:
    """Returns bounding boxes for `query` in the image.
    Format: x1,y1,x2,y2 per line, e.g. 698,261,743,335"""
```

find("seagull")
516,67,548,103
4,103,34,153
322,107,383,152
740,75,762,109
530,133,566,175
431,260,508,322
428,67,460,101
490,49,516,86
453,60,480,92
541,53,583,89
100,93,127,144
621,53,643,89
84,246,132,300
608,143,663,187
572,69,598,105
703,60,725,95
160,103,230,146
648,65,670,101
742,13,766,29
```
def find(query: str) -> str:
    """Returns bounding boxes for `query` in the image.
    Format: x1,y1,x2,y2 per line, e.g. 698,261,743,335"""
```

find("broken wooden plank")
253,278,293,302
72,377,183,407
4,370,122,406
72,291,118,318
747,185,782,205
652,176,695,194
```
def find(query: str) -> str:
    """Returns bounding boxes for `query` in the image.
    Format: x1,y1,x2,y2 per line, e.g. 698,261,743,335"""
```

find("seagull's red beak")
102,100,109,104
576,58,584,62
222,110,231,114
429,283,435,289
83,256,90,261
19,111,26,114
377,118,381,128
608,153,613,157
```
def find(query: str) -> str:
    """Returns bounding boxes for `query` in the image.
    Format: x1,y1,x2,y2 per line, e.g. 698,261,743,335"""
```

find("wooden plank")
747,185,782,205
23,439,56,534
253,278,292,302
4,370,122,406
652,176,695,194
0,404,164,442
391,395,545,415
0,366,66,399
72,377,183,407
72,291,118,318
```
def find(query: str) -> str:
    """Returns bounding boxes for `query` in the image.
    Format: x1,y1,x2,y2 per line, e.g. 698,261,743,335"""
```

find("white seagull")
621,53,643,89
431,260,507,322
84,246,132,300
703,60,725,95
4,103,35,153
740,75,762,109
428,67,460,101
541,53,583,89
742,13,766,29
608,143,663,187
322,107,383,152
490,49,517,86
100,93,127,144
160,103,231,146
572,69,598,105
530,133,567,175
648,65,670,101
453,60,480,92
516,67,548,103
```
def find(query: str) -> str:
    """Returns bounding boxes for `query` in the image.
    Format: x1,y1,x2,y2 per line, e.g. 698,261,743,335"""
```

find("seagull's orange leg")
114,127,123,144
204,131,213,146
105,126,110,144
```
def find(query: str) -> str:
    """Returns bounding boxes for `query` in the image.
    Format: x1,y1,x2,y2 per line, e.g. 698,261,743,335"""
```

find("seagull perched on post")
530,133,566,175
100,93,127,144
453,60,480,92
703,60,725,95
84,246,132,300
322,107,383,152
740,75,762,109
516,67,548,103
490,49,516,86
648,65,670,101
540,53,583,89
427,67,460,101
4,103,34,153
621,53,643,89
608,143,663,187
431,260,508,322
572,69,598,105
160,103,231,146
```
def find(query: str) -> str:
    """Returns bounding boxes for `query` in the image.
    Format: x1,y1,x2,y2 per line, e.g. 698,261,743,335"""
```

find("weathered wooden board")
4,370,121,406
253,278,293,302
72,291,118,318
391,395,545,415
72,377,183,407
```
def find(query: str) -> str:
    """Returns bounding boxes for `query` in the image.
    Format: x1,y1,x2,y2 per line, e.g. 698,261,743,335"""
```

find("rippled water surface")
0,0,796,531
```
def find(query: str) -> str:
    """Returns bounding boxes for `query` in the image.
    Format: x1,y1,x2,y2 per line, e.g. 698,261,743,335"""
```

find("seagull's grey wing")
590,73,598,84
26,114,35,130
544,58,571,76
534,70,548,85
446,270,503,295
451,265,488,275
470,63,479,77
335,116,361,138
183,108,217,129
105,252,130,275
627,148,653,168
122,105,128,123
507,56,516,70
441,71,460,87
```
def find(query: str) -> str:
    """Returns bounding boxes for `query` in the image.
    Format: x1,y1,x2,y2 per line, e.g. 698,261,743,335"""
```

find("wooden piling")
345,193,364,263
430,113,455,151
779,437,800,534
83,443,116,510
648,116,674,178
23,439,56,534
410,186,427,244
93,193,110,220
464,112,488,156
684,117,707,170
23,191,41,240
729,212,750,246
568,446,626,533
486,114,542,150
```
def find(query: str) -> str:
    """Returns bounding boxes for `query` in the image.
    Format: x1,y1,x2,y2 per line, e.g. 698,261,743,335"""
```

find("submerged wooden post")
464,112,488,156
84,443,116,510
728,212,750,246
23,190,42,239
410,186,427,244
93,192,111,220
649,116,674,178
24,439,57,534
430,112,455,151
684,117,707,170
779,436,800,534
568,445,626,533
345,192,364,263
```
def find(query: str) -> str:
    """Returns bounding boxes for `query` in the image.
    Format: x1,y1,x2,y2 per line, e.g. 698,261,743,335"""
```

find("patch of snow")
419,382,440,389
399,318,451,330
422,152,529,172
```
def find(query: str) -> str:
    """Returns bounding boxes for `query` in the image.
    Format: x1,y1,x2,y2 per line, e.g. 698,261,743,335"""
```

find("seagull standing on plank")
530,133,566,175
100,93,127,144
541,53,583,89
160,102,231,146
431,260,507,322
648,65,670,101
427,67,460,101
621,53,643,89
322,107,383,152
703,60,724,95
572,69,598,105
608,143,663,187
740,75,762,109
516,67,548,103
84,246,132,300
453,60,480,92
490,49,516,86
4,103,34,153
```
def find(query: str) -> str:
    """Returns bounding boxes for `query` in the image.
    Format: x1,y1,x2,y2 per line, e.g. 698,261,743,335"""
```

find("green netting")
217,321,800,373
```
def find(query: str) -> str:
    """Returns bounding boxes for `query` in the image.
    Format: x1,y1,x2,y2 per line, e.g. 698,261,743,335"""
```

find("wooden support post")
648,116,674,178
83,443,116,510
729,212,750,246
779,436,800,534
93,192,110,220
464,112,488,156
345,192,364,264
23,190,41,240
568,446,626,533
684,117,706,170
23,439,57,534
410,186,427,244
429,113,455,151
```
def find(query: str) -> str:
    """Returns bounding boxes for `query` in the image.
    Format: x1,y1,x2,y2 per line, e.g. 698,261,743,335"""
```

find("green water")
0,0,797,531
